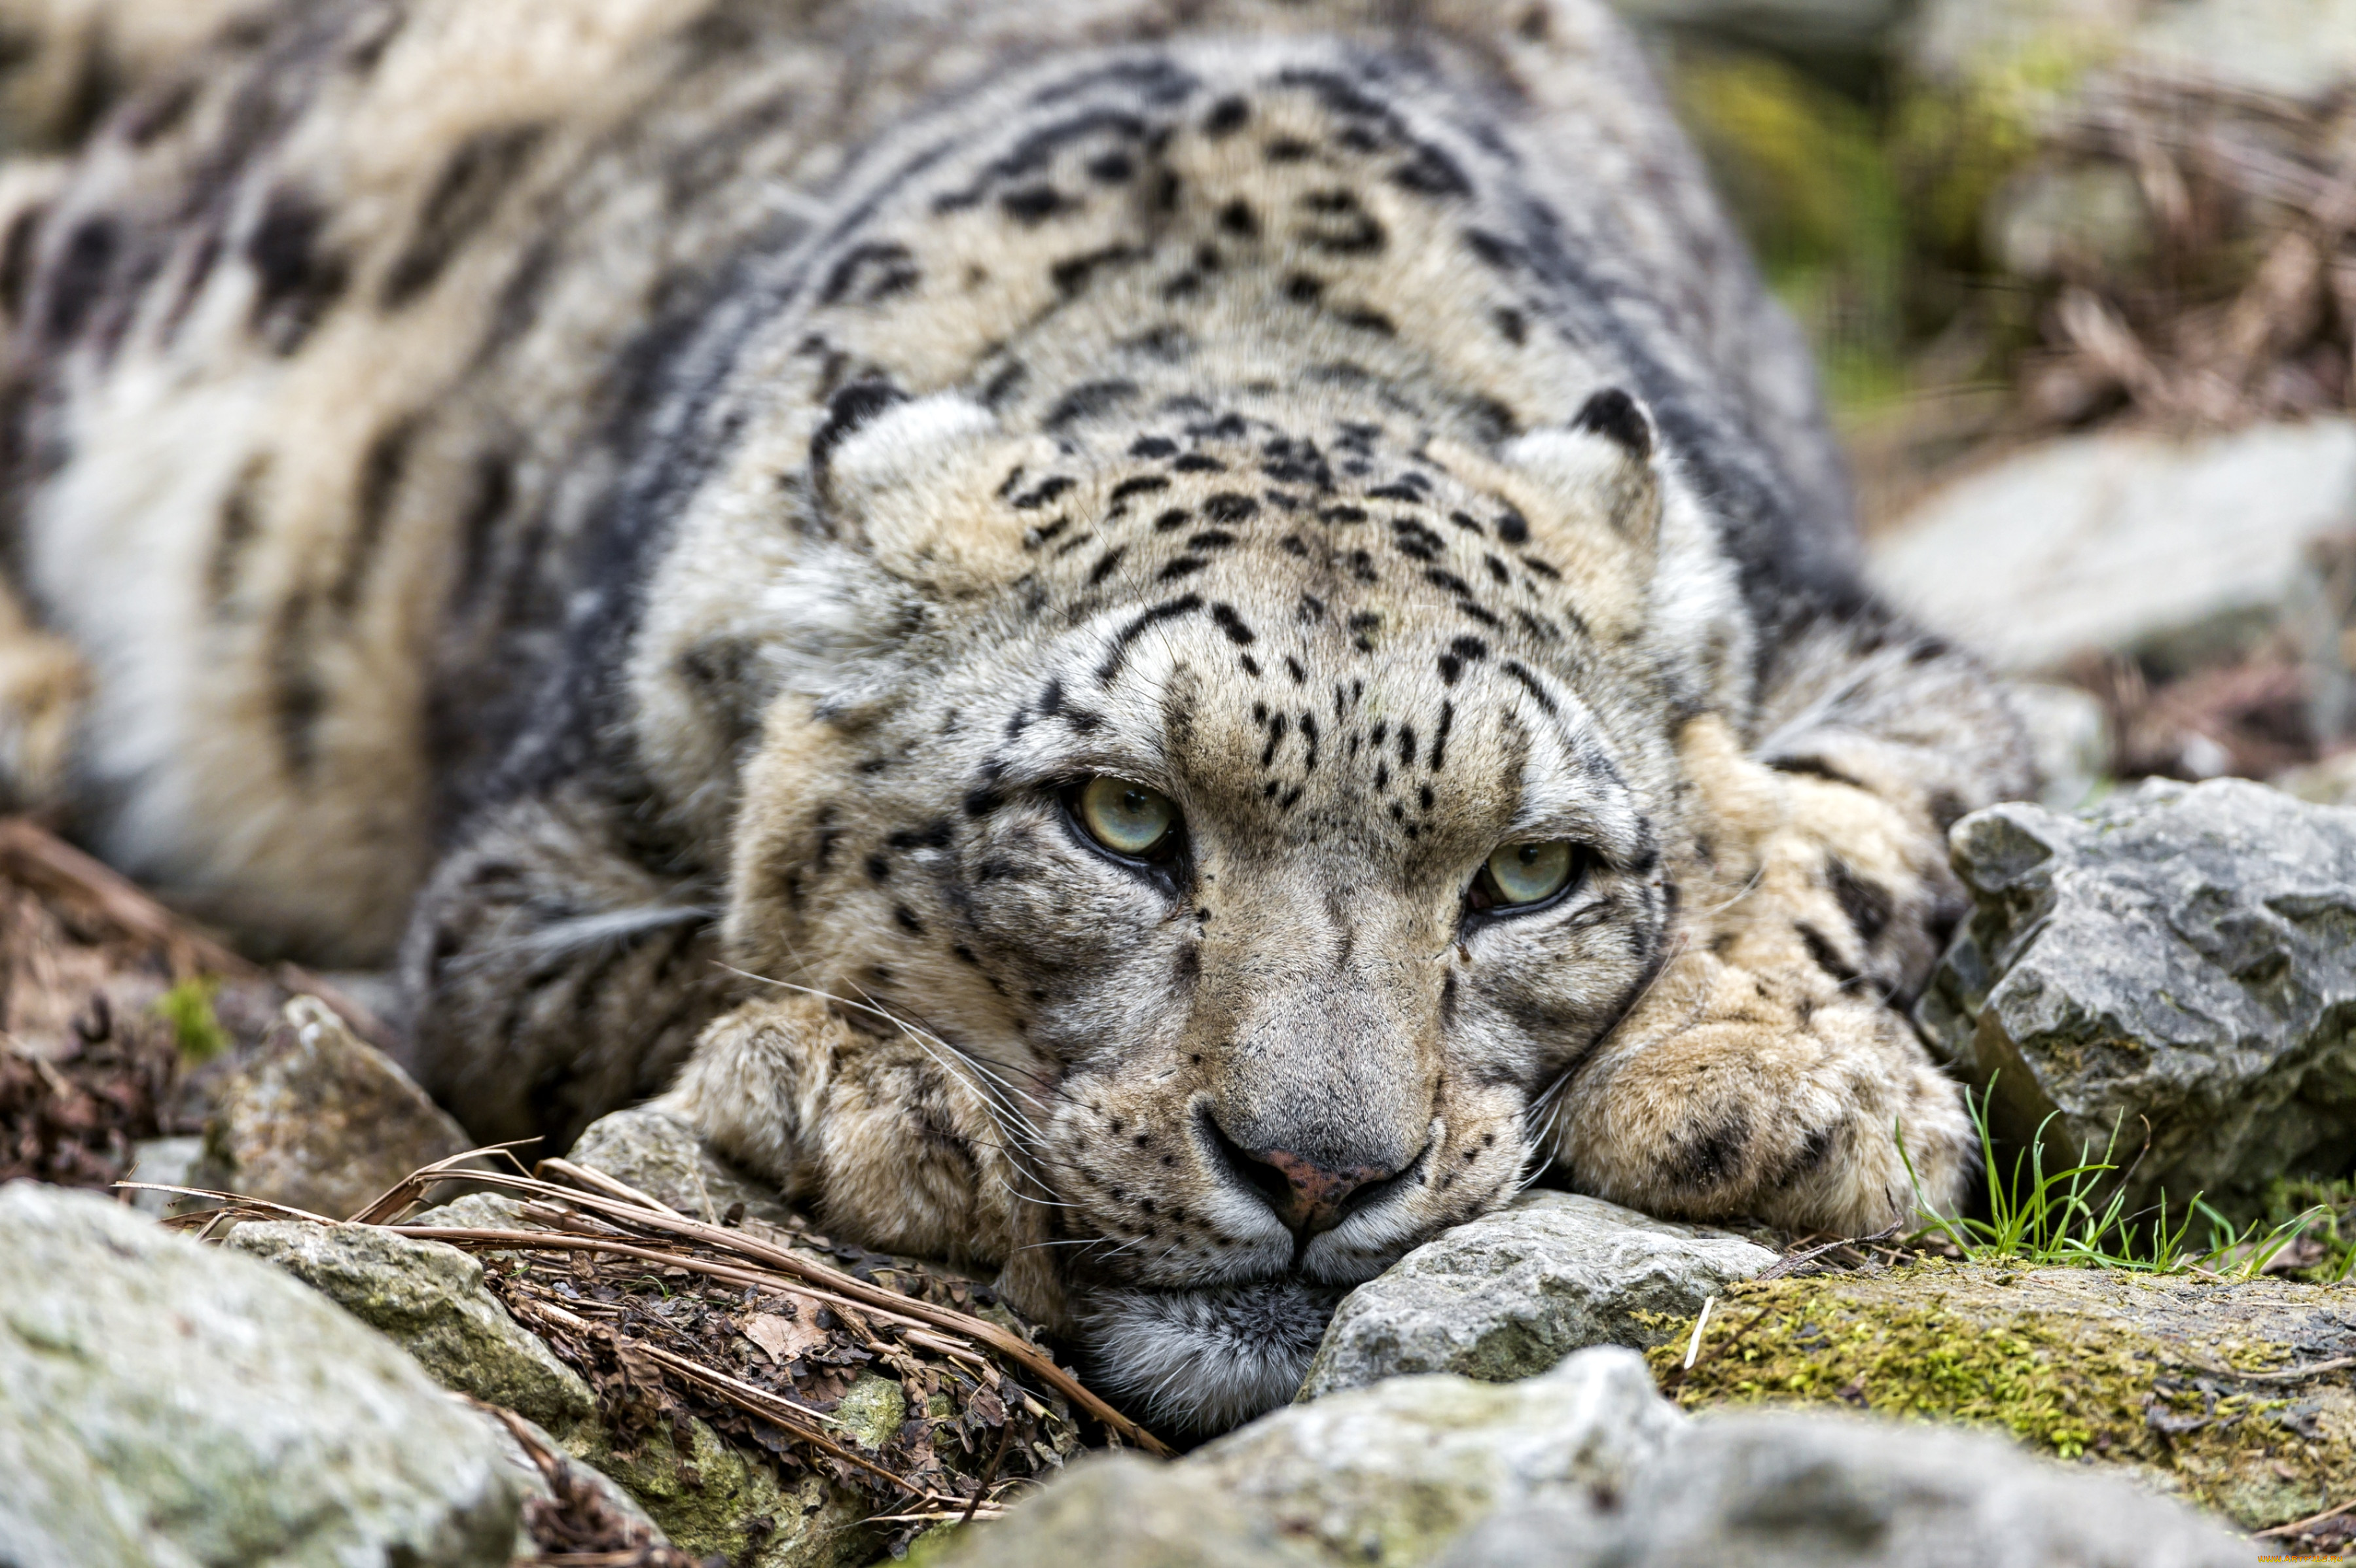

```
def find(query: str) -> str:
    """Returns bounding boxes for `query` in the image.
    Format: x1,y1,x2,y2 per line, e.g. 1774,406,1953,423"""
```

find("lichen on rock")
1646,1260,2356,1531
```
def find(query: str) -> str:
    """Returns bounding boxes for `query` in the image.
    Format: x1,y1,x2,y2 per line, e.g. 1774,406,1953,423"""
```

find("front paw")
1543,950,1972,1235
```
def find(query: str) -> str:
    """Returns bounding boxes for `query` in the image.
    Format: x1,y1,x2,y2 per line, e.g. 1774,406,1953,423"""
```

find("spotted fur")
0,0,2032,1433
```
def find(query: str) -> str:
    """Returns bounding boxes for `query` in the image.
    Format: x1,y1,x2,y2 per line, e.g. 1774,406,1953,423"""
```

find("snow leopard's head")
669,380,1751,1435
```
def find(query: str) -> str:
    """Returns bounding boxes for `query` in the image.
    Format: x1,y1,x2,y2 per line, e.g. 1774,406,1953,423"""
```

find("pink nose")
1241,1145,1398,1238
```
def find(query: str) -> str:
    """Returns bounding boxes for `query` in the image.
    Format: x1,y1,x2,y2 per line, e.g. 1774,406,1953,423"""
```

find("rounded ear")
813,386,1046,592
1498,387,1662,551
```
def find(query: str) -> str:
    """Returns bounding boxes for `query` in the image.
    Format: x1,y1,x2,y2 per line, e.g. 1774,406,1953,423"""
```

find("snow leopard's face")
709,382,1740,1433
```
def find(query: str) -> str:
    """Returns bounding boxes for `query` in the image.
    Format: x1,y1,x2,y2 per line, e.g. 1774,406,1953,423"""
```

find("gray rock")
0,1181,520,1568
1918,777,2356,1211
200,995,472,1221
121,1134,210,1218
567,1099,796,1225
918,1453,1325,1568
1198,1347,1683,1566
224,1220,596,1434
1868,421,2356,675
1906,0,2356,105
1436,1412,2253,1568
1297,1192,1774,1400
936,1343,2257,1567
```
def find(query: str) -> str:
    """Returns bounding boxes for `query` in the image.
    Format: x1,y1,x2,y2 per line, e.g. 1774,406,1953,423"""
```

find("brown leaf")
742,1298,830,1364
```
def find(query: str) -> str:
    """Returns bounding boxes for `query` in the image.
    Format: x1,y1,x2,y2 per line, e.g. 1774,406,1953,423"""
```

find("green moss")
1648,1266,2353,1529
1668,50,1906,416
154,976,231,1065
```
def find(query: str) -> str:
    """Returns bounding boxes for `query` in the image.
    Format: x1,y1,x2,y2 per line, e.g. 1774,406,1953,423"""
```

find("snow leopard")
0,0,2031,1433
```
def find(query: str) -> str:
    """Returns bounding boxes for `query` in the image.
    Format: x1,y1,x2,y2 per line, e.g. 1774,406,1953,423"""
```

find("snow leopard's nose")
1208,1117,1413,1240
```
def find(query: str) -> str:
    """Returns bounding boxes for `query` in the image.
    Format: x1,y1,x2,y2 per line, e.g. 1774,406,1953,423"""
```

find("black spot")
1493,306,1527,346
1389,143,1472,198
1204,96,1249,135
1430,702,1454,772
1109,474,1169,503
809,380,908,474
382,122,546,308
1450,636,1490,664
1463,228,1520,273
245,187,348,354
1572,387,1652,458
1522,557,1561,581
1283,272,1325,304
1152,508,1192,533
1495,508,1529,545
1502,660,1556,715
207,456,267,612
1187,530,1236,552
1087,546,1129,586
1827,860,1894,946
1485,555,1512,585
1210,603,1257,645
1390,519,1443,561
1266,136,1315,162
1772,756,1868,792
1674,1113,1751,1188
1130,436,1179,459
1425,568,1474,597
1173,452,1226,473
1156,557,1207,582
887,821,955,851
893,904,927,935
1798,924,1860,985
1397,724,1418,767
1010,474,1079,510
1319,505,1366,525
1202,492,1259,524
44,216,116,342
1001,185,1072,224
1285,656,1306,683
1217,200,1258,239
1419,785,1435,811
819,240,921,306
1334,306,1395,335
0,199,45,324
866,853,891,883
1097,593,1204,682
332,417,417,611
1044,380,1138,429
1051,244,1143,296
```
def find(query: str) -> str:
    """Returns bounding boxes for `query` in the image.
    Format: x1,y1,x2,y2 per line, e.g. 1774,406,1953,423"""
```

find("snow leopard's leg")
1542,622,2034,1236
397,787,741,1152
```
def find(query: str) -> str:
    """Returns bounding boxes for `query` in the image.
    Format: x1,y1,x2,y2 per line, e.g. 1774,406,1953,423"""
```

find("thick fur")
0,0,2031,1433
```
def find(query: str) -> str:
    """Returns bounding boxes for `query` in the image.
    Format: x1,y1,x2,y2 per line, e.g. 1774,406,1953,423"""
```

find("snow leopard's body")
0,0,2030,1431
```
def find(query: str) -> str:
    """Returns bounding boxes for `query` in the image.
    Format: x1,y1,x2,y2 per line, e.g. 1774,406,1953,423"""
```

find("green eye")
1484,841,1580,907
1077,775,1179,858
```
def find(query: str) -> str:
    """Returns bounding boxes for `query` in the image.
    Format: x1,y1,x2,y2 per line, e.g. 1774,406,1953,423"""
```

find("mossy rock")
1647,1262,2356,1531
569,1414,874,1568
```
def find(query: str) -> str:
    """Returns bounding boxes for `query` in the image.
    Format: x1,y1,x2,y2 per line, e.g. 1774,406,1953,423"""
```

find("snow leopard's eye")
1076,775,1179,859
1473,840,1586,911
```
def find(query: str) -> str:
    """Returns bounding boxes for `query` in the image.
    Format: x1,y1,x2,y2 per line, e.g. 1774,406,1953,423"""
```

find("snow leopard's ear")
1427,387,1664,637
1497,388,1662,554
810,383,1051,594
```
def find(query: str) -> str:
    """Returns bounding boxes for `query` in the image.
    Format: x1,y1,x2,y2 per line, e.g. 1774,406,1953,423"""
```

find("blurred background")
2,0,2353,807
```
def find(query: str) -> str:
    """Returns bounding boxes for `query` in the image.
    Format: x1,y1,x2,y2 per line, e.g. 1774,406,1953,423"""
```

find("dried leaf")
742,1300,830,1364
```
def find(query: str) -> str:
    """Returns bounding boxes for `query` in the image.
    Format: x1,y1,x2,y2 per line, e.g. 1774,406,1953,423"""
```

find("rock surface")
1868,419,2356,675
0,1181,521,1567
199,995,471,1221
933,1344,2253,1566
224,1220,596,1433
1918,778,2356,1212
1298,1192,1774,1399
569,1099,798,1225
1438,1412,2254,1568
919,1454,1324,1568
1654,1260,2356,1531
